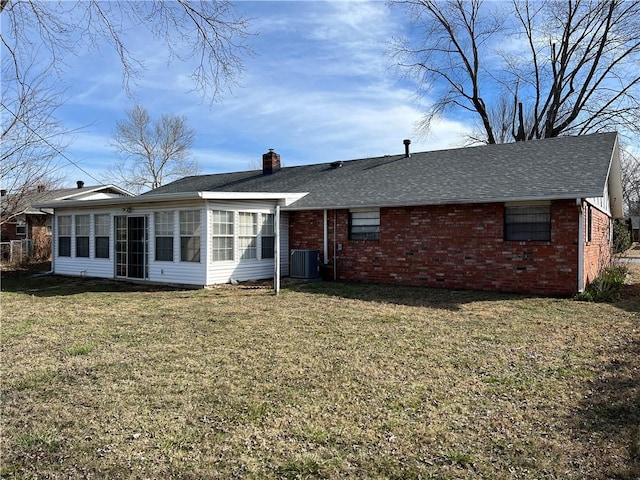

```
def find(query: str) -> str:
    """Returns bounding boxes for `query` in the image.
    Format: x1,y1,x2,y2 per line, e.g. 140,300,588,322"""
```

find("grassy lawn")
1,267,639,479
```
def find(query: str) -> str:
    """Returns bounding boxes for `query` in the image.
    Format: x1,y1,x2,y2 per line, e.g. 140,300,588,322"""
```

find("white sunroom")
38,191,307,290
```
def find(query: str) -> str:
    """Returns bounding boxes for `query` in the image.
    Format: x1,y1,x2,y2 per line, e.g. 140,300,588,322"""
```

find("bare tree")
391,0,640,144
107,105,197,194
1,1,251,201
0,58,65,225
620,147,640,216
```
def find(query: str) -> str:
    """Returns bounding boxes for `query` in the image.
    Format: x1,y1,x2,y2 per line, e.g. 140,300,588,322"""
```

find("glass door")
115,215,148,279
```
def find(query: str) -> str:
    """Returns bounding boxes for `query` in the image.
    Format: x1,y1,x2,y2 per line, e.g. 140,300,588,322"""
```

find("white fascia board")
605,138,625,218
37,191,309,209
282,194,604,211
199,191,308,206
57,184,133,201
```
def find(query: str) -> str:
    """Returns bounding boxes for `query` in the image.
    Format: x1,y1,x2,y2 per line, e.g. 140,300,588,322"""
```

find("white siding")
51,199,290,287
586,182,611,216
205,200,283,285
73,192,126,200
52,202,208,286
54,210,114,279
147,207,207,286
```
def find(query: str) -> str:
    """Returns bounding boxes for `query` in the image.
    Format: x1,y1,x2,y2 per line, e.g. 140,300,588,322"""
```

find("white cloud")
49,1,476,183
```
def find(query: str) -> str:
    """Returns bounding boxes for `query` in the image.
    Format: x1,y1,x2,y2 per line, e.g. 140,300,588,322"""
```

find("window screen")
155,211,174,261
58,215,72,257
504,205,551,241
75,214,90,257
95,214,110,259
349,210,380,240
211,210,234,261
180,210,201,262
261,213,275,259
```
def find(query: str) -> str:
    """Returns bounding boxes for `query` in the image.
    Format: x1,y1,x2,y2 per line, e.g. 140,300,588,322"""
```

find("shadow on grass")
0,274,184,297
572,338,640,479
287,279,530,310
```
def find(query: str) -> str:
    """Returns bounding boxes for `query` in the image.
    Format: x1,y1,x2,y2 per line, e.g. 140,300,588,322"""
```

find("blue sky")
48,1,474,188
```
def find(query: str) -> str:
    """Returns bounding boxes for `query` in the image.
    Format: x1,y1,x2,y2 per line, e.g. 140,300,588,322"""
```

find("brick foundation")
289,200,602,296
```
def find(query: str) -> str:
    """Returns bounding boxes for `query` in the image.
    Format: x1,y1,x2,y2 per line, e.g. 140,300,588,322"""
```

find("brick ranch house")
39,132,623,296
1,182,131,261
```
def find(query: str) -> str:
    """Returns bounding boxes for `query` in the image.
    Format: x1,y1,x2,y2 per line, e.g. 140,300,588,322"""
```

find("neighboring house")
632,216,639,243
38,132,623,296
1,182,132,261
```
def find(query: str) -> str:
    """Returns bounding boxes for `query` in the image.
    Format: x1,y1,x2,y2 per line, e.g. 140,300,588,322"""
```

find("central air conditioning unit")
290,249,320,279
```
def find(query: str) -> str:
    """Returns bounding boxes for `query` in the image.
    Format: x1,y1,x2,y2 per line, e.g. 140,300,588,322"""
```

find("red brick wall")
583,204,612,287
289,200,582,295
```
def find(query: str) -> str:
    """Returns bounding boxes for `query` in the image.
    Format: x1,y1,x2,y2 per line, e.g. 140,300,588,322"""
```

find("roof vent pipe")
77,180,85,189
403,139,411,158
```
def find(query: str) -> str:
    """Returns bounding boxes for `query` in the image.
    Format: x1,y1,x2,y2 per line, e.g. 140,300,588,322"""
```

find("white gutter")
274,204,281,296
577,198,584,293
281,193,606,212
37,191,309,209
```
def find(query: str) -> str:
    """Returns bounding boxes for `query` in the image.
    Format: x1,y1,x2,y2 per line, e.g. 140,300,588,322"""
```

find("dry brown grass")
1,267,639,479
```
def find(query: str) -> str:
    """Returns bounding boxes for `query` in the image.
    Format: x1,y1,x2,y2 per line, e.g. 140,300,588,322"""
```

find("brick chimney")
262,149,281,175
77,180,85,189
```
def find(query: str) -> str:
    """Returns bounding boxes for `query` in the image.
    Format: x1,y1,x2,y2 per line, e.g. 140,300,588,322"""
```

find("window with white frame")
155,211,174,261
504,204,551,241
75,214,90,257
58,216,72,257
238,212,257,260
179,210,201,262
261,213,275,259
94,214,110,259
349,209,380,240
211,210,234,261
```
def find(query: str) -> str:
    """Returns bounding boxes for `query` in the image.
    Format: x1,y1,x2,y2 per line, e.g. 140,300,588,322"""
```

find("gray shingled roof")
2,185,128,217
144,132,618,210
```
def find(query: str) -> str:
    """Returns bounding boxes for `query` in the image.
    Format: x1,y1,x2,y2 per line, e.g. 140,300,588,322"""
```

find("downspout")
274,204,281,295
323,209,328,264
577,198,584,293
333,209,338,281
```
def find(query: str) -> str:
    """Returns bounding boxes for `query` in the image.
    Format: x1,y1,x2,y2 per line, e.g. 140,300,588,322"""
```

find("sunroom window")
179,210,201,262
211,210,234,261
238,212,257,260
155,211,174,262
94,214,110,259
261,213,275,259
75,214,90,257
58,216,72,257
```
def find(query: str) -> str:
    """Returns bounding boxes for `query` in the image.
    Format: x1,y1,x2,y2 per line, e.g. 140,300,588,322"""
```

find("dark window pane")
59,237,71,257
76,237,89,257
181,236,200,262
95,237,109,259
155,236,174,261
262,236,275,259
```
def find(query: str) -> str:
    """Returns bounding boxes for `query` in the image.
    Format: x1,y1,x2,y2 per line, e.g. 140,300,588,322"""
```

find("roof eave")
37,191,309,209
282,193,606,211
